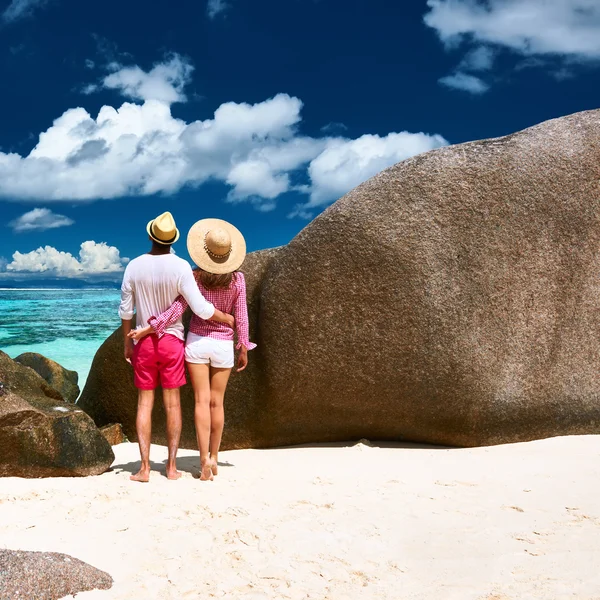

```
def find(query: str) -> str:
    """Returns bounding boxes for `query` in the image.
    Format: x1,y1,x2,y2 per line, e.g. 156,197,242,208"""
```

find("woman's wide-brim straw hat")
187,218,247,274
147,211,180,245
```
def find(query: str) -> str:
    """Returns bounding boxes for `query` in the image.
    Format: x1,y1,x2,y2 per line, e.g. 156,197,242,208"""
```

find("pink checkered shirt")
148,271,257,351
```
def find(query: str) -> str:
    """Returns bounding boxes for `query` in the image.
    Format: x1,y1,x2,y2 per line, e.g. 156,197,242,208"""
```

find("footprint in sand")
565,507,600,525
434,480,478,487
312,476,333,486
513,535,535,544
225,506,249,518
524,548,544,556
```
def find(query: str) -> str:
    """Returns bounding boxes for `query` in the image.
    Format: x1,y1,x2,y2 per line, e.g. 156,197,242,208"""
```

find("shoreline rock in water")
79,109,600,449
0,351,114,477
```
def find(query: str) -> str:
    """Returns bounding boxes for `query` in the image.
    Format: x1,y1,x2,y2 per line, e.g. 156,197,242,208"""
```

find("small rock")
0,549,112,600
100,423,126,446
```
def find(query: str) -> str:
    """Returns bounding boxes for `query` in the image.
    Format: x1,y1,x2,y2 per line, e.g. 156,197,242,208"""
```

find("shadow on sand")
275,440,455,451
110,439,452,478
111,456,235,478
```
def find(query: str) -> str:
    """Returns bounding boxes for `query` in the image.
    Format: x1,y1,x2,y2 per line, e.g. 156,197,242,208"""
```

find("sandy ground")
1,437,600,600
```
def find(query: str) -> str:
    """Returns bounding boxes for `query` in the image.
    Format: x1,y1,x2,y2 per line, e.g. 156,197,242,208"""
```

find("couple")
118,212,256,483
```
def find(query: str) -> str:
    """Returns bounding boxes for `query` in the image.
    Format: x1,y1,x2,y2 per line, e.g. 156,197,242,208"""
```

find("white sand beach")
1,436,600,600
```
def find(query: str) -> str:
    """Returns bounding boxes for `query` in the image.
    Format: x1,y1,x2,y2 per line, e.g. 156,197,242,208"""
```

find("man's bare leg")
187,363,212,480
208,367,232,476
163,387,183,480
131,389,154,482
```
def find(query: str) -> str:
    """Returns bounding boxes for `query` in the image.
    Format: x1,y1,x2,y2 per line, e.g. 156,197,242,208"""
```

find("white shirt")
118,253,215,341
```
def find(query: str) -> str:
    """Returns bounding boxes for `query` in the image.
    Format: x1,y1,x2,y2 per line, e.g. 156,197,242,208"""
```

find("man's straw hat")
187,218,246,274
147,212,180,245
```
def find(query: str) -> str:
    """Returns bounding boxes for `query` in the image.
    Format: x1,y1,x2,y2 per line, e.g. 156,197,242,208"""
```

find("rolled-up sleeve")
118,266,135,320
178,269,215,320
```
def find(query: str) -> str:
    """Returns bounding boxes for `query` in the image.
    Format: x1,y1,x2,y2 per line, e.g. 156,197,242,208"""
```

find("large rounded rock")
14,352,80,403
79,109,600,448
0,351,114,477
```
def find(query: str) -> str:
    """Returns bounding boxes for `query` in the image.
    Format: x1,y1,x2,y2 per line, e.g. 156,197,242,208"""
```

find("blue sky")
0,0,598,285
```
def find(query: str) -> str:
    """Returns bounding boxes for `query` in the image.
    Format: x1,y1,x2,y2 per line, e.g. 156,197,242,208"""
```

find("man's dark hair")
150,239,172,254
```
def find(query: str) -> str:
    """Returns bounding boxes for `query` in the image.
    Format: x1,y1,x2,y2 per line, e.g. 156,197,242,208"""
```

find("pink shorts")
132,334,186,390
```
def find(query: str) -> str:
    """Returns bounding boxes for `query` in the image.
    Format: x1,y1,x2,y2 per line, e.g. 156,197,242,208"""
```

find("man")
119,211,234,483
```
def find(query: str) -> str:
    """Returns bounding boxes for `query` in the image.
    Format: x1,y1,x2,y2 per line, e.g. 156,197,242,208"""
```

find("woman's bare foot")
130,469,150,483
210,457,218,476
166,467,182,480
200,461,214,481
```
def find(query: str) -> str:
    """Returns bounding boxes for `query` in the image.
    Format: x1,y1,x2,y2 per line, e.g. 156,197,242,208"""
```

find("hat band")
151,222,177,244
204,232,232,259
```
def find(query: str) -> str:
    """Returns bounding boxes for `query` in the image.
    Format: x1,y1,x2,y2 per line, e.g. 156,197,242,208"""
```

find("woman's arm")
147,295,189,338
233,273,257,371
127,295,187,341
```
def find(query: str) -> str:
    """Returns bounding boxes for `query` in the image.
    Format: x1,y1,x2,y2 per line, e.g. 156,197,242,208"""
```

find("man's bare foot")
130,469,150,483
200,461,214,481
166,467,182,480
210,458,218,476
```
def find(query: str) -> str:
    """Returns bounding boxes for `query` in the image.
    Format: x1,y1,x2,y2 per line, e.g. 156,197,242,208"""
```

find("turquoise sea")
0,289,122,393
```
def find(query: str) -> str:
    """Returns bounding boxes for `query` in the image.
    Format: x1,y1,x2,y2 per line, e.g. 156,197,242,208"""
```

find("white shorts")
185,333,234,368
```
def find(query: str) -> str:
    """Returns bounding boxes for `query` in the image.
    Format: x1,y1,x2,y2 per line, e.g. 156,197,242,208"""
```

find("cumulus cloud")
2,0,50,22
439,72,489,94
207,0,228,19
9,208,75,233
100,54,194,104
290,131,448,217
425,0,600,58
0,55,447,215
424,0,600,91
6,241,127,277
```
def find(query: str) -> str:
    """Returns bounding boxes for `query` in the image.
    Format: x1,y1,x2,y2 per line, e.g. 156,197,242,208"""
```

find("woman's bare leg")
208,366,232,475
186,362,213,480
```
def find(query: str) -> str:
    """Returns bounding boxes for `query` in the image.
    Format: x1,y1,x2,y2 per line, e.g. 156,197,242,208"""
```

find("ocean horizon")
0,288,122,394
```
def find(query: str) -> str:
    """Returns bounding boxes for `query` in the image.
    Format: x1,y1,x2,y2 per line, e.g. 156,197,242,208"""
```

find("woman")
129,218,256,480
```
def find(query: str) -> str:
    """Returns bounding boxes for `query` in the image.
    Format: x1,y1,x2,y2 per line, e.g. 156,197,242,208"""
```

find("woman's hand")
237,347,248,372
127,325,153,342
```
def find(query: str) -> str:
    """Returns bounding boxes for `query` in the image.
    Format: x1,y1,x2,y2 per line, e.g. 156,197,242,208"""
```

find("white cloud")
425,0,600,91
0,55,448,214
207,0,228,19
100,54,194,104
2,0,49,22
439,72,490,94
290,131,448,217
6,241,127,277
9,208,74,233
424,0,600,58
321,122,348,134
0,257,7,272
459,46,495,71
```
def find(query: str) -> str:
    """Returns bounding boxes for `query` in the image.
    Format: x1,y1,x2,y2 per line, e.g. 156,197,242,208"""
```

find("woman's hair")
196,268,237,290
